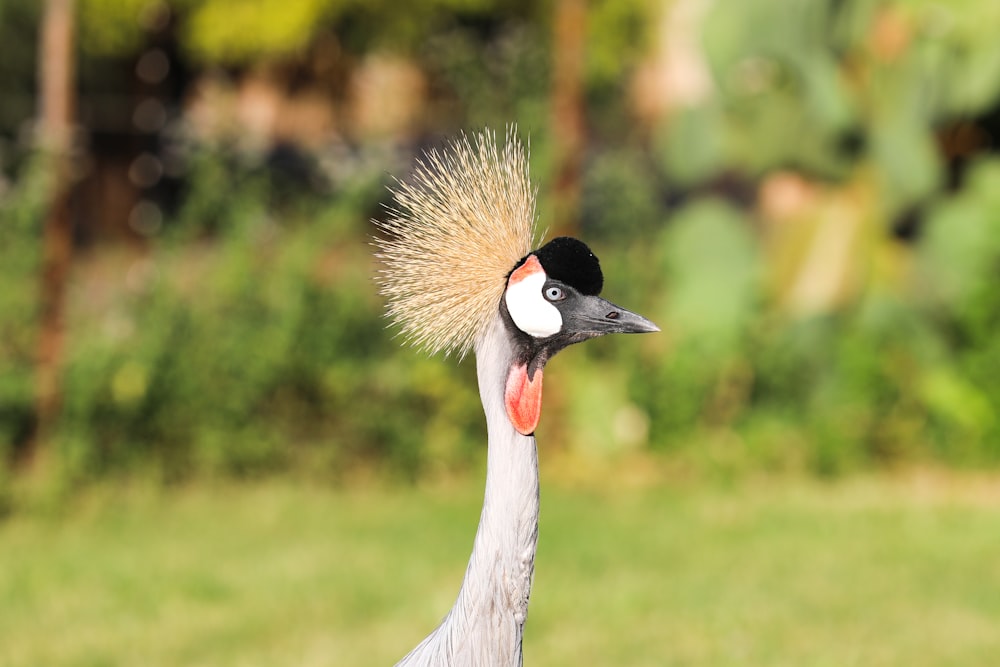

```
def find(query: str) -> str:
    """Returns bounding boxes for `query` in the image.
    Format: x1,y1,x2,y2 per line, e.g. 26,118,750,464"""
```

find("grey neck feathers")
396,314,540,667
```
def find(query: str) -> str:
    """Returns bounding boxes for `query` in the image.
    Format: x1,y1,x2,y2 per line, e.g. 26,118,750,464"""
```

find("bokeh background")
2,1,1000,665
4,0,1000,487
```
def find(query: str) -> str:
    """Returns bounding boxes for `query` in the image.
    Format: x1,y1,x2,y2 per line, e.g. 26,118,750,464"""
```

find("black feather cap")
520,236,604,296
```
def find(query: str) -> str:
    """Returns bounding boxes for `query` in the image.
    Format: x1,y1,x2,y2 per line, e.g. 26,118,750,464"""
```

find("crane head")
502,236,658,435
374,129,658,435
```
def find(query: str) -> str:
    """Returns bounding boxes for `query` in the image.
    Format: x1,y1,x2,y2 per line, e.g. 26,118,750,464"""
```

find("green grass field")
1,472,998,666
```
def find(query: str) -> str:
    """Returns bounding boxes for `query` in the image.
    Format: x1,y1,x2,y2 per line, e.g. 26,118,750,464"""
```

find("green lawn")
1,473,998,666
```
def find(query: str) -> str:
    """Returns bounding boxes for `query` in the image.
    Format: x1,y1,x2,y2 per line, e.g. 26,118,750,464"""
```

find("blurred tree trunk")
551,0,586,236
31,0,76,462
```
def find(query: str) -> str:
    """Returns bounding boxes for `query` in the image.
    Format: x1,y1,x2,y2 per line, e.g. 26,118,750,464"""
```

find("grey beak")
565,295,660,337
601,299,661,334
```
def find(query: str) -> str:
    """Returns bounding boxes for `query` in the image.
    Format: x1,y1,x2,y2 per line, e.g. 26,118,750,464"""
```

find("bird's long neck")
397,315,540,667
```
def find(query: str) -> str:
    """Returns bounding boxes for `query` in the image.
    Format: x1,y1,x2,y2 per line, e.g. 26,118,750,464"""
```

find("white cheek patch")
505,258,562,338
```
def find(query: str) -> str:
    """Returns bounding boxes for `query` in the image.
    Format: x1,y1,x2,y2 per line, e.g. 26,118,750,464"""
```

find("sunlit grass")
1,472,998,666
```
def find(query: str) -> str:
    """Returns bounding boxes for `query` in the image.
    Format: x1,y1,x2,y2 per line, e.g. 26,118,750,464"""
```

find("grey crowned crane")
375,129,658,666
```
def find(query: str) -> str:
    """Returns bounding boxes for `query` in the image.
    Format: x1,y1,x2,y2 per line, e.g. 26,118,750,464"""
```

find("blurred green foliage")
3,0,1000,489
53,148,487,482
78,0,528,60
0,156,47,478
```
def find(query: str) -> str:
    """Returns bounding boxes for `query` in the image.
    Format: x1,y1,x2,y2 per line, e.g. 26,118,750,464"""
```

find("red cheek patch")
504,363,543,436
508,254,544,286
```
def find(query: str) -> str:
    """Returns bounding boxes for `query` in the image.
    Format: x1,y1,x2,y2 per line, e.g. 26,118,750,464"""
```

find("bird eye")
544,286,565,302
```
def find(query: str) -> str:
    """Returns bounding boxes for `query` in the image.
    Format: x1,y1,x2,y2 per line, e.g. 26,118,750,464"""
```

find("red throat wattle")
504,363,543,436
